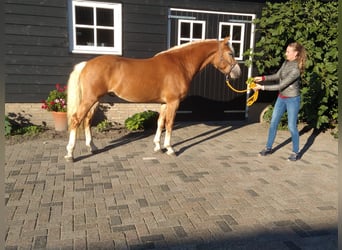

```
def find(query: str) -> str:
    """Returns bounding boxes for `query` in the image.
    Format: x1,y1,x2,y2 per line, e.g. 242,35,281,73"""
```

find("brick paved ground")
5,121,338,250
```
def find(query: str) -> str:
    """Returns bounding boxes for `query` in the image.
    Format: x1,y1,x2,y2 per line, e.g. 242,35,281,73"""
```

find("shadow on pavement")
271,126,321,159
172,121,245,156
73,129,155,162
73,121,321,162
73,121,247,162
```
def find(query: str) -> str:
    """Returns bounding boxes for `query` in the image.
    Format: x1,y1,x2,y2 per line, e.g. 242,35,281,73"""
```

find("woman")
253,42,307,161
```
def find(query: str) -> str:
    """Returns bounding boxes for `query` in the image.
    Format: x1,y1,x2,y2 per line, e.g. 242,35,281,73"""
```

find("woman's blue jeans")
266,95,300,153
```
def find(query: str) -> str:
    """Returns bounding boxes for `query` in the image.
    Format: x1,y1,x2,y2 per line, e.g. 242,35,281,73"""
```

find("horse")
64,37,241,162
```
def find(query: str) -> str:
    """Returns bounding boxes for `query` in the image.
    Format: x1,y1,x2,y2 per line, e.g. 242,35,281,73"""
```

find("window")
178,20,206,45
69,0,122,55
219,22,245,60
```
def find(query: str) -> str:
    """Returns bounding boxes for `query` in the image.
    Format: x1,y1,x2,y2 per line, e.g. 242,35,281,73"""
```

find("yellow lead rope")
226,77,259,106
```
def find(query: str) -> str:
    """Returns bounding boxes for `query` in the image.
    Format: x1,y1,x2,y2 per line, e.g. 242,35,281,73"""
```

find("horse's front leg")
164,129,175,155
163,101,179,155
153,104,166,152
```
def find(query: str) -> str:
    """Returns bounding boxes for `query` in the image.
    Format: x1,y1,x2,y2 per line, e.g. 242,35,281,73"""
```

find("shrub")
14,125,44,135
125,110,159,131
245,0,338,131
261,106,288,130
5,116,12,136
5,114,44,136
96,119,113,132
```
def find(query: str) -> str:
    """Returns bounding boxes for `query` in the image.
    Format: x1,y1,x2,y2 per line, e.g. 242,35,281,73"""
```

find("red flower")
42,84,67,112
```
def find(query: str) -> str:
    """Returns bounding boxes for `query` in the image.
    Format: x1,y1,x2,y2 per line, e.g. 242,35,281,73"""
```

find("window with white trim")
69,0,122,55
219,22,245,60
178,20,206,45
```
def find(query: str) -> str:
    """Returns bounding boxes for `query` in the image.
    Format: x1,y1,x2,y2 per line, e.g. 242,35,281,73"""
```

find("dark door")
168,8,255,121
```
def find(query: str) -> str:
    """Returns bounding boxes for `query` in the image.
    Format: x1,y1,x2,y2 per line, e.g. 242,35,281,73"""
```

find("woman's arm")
253,62,300,91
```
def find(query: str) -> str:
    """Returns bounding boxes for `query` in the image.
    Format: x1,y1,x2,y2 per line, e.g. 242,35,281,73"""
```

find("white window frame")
219,22,245,60
177,20,206,45
69,0,122,55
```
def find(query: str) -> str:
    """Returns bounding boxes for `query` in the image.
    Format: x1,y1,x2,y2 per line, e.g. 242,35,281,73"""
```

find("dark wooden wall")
5,0,267,103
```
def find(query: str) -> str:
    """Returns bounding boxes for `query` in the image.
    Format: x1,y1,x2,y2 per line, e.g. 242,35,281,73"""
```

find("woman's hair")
288,42,307,74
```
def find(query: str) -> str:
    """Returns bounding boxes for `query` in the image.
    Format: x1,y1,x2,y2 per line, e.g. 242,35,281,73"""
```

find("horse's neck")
174,41,218,77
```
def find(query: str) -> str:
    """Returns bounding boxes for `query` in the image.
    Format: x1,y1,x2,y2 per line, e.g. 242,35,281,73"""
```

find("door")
168,8,255,121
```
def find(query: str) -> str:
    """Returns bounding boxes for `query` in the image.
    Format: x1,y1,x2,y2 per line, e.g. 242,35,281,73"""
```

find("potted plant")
41,84,68,131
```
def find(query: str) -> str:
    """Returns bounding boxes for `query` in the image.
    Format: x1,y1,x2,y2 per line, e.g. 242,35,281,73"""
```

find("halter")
217,41,258,106
217,41,237,75
225,62,238,78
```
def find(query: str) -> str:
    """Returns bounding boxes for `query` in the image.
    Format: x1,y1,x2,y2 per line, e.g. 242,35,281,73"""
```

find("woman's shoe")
288,153,300,161
259,148,272,156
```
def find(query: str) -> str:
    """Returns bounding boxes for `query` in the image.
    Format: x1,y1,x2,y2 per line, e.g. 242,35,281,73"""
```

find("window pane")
232,43,240,57
221,25,230,39
180,22,190,38
97,8,114,26
193,23,203,39
97,29,114,46
233,26,241,40
76,28,94,45
76,6,93,25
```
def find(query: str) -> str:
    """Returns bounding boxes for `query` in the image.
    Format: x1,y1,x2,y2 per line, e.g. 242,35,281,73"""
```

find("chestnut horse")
65,37,241,162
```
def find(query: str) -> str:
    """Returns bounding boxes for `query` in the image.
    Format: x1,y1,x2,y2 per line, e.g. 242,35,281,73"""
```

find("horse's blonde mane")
155,39,217,56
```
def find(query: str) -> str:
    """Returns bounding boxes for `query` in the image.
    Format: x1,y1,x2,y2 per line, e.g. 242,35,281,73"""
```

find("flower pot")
52,112,68,131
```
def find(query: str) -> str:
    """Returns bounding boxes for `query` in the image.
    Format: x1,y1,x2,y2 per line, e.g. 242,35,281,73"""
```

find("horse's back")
78,47,202,103
79,55,167,102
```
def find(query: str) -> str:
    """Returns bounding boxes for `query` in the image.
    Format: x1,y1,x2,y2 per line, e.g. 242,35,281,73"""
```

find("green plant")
245,0,338,131
125,110,159,131
5,114,45,136
41,84,67,112
5,116,12,136
96,119,113,132
14,125,44,135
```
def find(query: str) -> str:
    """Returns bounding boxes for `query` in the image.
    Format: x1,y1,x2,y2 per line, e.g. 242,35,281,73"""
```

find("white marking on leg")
65,129,76,161
164,130,175,155
153,127,162,152
154,104,166,152
85,126,98,153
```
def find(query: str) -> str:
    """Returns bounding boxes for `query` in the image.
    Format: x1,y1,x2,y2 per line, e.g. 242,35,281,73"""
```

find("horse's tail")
67,61,87,128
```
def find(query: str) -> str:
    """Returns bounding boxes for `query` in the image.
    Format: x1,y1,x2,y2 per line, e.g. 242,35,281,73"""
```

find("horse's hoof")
154,149,164,154
88,147,99,154
64,156,74,162
166,151,176,156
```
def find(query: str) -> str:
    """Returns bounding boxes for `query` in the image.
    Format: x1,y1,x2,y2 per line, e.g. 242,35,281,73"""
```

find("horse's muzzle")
229,63,241,79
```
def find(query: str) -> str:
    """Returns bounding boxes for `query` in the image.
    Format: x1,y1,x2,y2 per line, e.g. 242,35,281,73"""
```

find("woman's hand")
253,83,264,91
254,76,264,82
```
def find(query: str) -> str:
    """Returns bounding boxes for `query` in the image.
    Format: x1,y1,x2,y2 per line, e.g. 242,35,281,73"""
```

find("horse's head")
214,37,241,79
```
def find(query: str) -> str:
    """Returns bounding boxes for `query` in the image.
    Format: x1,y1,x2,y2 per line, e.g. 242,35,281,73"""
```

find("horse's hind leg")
153,104,166,152
65,98,98,161
84,102,99,153
65,129,77,162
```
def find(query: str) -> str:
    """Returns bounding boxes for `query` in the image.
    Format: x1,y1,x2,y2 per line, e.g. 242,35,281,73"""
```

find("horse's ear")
225,37,235,55
223,36,230,45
